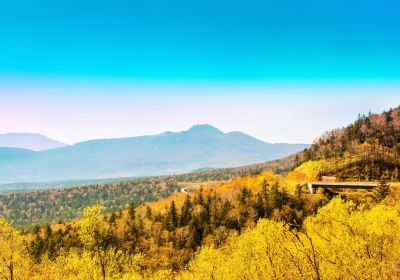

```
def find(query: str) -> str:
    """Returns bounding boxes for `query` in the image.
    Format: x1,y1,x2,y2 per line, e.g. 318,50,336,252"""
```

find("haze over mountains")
0,133,67,151
0,125,308,184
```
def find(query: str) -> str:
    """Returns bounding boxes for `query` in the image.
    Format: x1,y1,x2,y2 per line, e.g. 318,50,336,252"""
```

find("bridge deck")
306,181,393,194
309,182,378,188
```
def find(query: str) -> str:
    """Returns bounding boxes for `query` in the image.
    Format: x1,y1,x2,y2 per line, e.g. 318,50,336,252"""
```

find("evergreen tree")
254,193,265,220
145,205,152,220
44,224,52,240
187,217,202,249
238,187,251,206
195,187,204,205
108,212,117,225
270,183,288,210
220,200,231,227
373,179,390,203
28,228,45,263
128,203,136,220
179,195,192,227
167,201,178,231
123,220,139,254
237,188,252,228
200,196,211,225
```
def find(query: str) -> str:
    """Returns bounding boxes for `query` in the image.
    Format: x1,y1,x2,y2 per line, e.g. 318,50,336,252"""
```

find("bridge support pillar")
307,183,316,194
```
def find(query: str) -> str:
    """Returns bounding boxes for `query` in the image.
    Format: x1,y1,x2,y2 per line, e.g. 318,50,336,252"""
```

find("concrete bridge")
307,181,381,194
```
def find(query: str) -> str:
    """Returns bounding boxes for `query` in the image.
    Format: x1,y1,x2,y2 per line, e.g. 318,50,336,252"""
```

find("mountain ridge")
0,124,309,184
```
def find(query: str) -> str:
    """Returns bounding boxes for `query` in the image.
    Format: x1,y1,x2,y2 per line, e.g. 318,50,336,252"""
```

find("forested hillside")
301,106,400,181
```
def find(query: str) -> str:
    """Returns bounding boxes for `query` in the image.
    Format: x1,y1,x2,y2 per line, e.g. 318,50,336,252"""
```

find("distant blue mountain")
0,133,67,151
0,125,309,184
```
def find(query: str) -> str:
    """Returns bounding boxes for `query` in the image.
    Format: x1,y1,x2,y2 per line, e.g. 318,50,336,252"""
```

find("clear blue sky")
1,0,400,79
0,0,399,143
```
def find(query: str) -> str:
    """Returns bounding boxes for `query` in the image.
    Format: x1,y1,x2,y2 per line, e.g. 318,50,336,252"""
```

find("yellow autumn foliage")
0,218,31,280
288,160,330,182
2,190,400,279
177,197,400,280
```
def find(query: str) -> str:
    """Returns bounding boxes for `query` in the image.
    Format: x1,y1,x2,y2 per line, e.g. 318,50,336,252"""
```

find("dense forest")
0,156,296,229
26,179,320,270
0,177,180,229
0,171,396,279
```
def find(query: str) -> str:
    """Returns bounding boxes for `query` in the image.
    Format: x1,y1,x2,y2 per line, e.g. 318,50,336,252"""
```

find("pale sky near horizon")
1,79,400,145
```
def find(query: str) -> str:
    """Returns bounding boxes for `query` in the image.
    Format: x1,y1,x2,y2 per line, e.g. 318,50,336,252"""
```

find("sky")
1,0,400,144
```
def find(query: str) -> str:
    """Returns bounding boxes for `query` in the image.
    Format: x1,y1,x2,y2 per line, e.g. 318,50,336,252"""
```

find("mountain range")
0,124,308,184
0,133,67,151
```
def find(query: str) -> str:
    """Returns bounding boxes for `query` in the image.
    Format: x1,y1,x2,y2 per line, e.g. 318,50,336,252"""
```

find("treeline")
306,106,400,159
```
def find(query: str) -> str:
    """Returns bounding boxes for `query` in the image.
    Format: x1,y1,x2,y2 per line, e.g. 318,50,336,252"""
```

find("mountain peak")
0,126,309,183
187,124,224,135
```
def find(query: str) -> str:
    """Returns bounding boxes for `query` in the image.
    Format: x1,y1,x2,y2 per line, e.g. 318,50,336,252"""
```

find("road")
180,187,188,193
